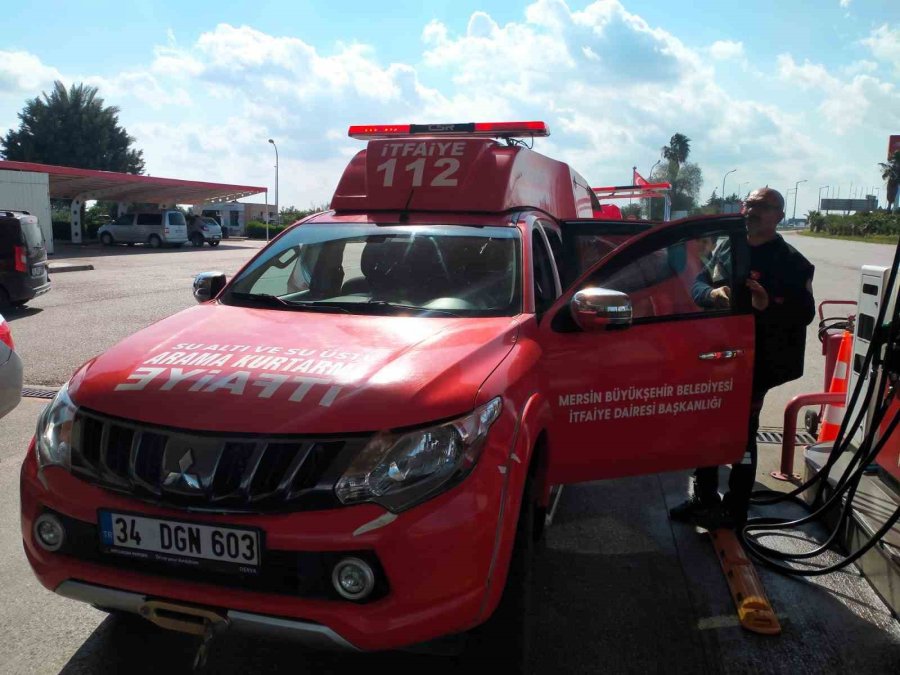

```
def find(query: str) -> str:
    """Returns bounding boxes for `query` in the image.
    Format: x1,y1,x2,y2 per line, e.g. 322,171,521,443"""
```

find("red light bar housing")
348,121,550,140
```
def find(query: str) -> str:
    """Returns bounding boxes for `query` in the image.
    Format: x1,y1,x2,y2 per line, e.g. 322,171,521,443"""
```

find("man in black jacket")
670,187,816,528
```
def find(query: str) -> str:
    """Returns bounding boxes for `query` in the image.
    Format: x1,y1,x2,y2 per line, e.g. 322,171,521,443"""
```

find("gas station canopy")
0,160,266,204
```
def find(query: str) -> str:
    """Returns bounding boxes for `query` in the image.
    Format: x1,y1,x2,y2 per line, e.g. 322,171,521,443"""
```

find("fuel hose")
740,235,900,576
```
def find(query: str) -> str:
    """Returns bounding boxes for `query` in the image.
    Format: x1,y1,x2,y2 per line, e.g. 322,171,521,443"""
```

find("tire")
805,410,820,437
11,299,28,308
148,235,162,249
0,286,10,308
100,232,114,246
461,465,537,672
191,233,204,247
208,240,220,247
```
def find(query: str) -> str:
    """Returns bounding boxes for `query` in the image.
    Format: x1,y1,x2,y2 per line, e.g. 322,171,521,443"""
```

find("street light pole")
267,138,279,243
818,185,829,210
792,179,807,223
721,169,736,213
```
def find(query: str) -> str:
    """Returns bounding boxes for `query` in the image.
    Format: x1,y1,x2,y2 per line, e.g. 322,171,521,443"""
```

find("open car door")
539,215,755,485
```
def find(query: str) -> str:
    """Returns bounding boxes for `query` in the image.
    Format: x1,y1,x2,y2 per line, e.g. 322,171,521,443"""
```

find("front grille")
70,410,367,512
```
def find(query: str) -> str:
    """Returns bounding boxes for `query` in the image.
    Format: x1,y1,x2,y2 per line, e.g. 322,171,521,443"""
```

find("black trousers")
692,393,767,517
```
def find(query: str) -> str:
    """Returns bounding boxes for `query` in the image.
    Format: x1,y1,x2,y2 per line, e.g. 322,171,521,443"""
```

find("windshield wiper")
228,292,350,313
228,293,459,316
362,300,461,317
229,292,291,306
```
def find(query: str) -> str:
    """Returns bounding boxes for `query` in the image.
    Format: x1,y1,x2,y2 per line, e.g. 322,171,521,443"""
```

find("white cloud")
0,50,62,95
777,53,900,135
709,40,744,60
1,2,895,216
862,24,900,71
840,0,852,8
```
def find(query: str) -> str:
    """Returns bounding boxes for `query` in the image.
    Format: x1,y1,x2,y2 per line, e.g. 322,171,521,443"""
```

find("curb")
49,264,95,273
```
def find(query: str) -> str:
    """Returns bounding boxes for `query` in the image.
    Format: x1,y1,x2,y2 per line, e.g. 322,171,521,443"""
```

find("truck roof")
330,123,599,221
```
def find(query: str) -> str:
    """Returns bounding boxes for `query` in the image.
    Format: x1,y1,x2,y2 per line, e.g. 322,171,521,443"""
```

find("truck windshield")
226,224,521,317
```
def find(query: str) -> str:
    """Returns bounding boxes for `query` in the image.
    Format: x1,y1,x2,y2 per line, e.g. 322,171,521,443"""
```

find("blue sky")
1,0,899,215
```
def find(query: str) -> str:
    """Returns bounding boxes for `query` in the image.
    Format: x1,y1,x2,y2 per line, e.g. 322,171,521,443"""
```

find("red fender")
475,390,552,623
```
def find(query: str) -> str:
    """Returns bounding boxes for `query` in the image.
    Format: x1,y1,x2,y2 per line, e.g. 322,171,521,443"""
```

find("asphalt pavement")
1,233,899,673
3,239,266,387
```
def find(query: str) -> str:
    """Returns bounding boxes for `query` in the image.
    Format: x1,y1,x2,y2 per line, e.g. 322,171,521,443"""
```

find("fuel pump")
742,236,900,577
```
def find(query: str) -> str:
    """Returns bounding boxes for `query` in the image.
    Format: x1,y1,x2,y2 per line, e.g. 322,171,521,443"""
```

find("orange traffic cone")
818,330,852,442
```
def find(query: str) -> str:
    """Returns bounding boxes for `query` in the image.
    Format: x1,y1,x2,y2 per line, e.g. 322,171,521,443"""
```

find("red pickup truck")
21,121,754,669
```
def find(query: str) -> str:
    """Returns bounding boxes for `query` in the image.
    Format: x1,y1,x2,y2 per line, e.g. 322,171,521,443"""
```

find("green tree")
620,203,643,219
879,150,900,212
279,203,330,224
1,81,145,173
651,161,703,216
661,133,691,185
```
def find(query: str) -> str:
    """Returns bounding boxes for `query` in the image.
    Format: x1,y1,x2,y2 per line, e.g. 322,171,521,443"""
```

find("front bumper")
56,580,358,650
20,432,512,651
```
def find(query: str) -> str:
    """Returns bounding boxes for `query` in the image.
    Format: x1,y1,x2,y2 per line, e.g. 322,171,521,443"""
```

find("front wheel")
148,235,162,249
100,233,114,246
461,468,537,672
208,240,220,247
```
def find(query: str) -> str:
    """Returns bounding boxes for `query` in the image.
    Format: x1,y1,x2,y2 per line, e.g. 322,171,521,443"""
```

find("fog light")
332,557,375,601
34,513,65,552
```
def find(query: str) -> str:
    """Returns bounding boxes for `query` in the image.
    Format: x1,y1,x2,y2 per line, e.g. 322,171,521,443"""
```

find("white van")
98,210,189,248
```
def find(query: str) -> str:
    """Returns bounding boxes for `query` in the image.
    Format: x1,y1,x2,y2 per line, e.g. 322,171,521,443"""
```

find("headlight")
335,397,502,512
35,382,77,469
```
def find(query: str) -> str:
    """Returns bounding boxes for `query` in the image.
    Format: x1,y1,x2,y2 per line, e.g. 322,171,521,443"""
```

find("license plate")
31,266,45,277
98,511,261,574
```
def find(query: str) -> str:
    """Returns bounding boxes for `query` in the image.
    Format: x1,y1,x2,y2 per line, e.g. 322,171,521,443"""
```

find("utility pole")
792,179,807,223
721,169,736,213
818,185,829,210
268,138,279,243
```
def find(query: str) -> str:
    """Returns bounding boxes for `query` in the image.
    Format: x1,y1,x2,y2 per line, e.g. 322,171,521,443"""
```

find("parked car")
187,216,223,247
0,313,22,419
98,211,189,248
0,210,51,307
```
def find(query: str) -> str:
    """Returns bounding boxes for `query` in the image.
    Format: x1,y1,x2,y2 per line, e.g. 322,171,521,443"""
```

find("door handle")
699,349,743,361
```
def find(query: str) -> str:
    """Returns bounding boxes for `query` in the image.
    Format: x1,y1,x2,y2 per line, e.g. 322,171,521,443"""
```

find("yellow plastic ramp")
709,528,782,635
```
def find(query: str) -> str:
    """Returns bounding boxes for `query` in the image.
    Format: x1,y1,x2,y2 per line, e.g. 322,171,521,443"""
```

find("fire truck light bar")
348,121,550,140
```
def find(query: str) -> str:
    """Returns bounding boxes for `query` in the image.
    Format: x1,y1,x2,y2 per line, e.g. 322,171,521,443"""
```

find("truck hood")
69,304,519,434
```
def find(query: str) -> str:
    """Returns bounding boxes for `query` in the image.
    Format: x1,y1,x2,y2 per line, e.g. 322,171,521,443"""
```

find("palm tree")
879,151,900,212
1,81,145,173
661,133,691,185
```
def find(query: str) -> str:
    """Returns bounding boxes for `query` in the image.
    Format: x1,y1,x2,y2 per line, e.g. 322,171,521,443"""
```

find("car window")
227,224,522,317
137,214,163,226
114,215,133,226
19,219,43,248
532,229,557,315
167,212,187,227
588,231,733,321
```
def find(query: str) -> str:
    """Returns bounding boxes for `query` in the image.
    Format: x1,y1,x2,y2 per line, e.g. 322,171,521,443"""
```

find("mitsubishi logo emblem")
163,449,202,490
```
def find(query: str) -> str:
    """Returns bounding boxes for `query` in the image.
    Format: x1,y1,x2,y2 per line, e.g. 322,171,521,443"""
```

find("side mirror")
193,271,227,303
570,288,632,331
